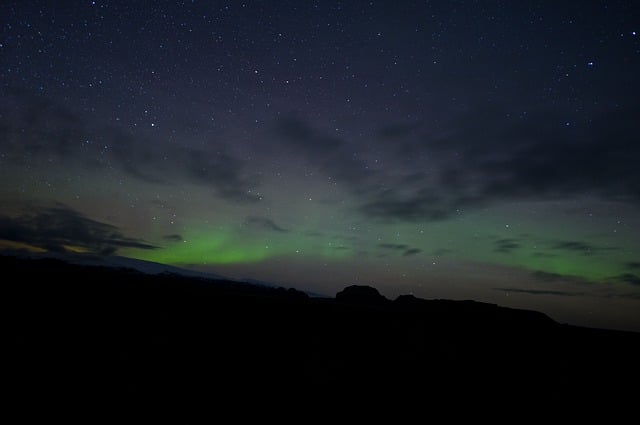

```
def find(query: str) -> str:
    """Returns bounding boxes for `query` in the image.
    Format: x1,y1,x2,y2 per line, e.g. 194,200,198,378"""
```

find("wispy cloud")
378,243,422,257
358,103,640,222
550,240,619,256
494,288,585,297
494,238,520,254
0,205,157,255
0,89,259,204
403,248,422,256
531,271,566,282
378,243,409,250
615,273,640,286
244,216,289,233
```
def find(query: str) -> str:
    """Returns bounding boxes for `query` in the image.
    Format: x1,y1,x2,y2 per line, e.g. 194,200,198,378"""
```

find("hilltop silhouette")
5,254,639,413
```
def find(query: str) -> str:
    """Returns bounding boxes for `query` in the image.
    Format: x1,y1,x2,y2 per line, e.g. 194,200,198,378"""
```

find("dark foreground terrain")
5,255,639,414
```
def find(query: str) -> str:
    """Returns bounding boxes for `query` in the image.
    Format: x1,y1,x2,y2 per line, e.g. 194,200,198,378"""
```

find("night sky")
1,1,639,331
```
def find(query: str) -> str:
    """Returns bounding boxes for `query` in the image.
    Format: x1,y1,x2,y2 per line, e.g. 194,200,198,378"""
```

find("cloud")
180,150,260,203
244,216,289,233
163,234,183,242
530,270,593,285
529,269,640,289
0,88,85,158
359,191,457,222
0,89,259,203
551,240,618,256
379,243,409,250
616,273,640,286
378,243,421,257
494,238,520,254
552,241,595,254
269,104,639,223
0,205,157,255
494,288,585,297
532,252,557,258
273,117,375,189
275,118,343,153
531,271,566,282
626,262,640,270
402,248,422,256
358,102,640,222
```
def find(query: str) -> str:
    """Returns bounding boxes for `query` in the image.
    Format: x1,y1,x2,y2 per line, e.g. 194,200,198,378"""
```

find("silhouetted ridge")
393,294,556,329
275,286,310,299
4,254,639,411
336,285,388,305
393,293,429,308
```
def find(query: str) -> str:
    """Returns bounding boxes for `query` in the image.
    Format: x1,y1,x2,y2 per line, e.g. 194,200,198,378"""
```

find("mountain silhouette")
4,254,639,414
336,284,388,305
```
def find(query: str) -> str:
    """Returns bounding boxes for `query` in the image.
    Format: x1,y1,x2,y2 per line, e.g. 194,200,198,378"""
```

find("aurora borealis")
1,1,639,331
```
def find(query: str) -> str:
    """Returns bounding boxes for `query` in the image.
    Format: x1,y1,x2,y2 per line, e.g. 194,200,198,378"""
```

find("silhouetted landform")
336,284,389,305
5,255,639,413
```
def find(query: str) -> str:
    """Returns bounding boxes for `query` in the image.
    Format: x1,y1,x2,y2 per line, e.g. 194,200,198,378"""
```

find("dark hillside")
5,255,639,412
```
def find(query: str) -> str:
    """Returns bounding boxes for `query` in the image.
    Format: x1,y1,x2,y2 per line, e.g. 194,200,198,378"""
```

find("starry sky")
1,1,639,331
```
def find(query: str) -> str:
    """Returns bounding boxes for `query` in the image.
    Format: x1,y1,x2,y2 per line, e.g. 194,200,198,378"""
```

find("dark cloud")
403,248,422,256
532,252,557,258
270,104,639,223
163,234,183,242
616,273,640,286
244,216,288,233
530,269,640,288
531,271,591,285
494,238,520,254
0,88,85,158
378,243,421,257
0,205,156,255
358,102,640,222
379,243,409,250
552,241,595,253
273,117,374,188
180,150,260,203
551,240,618,256
531,271,566,282
0,90,258,203
494,288,585,297
358,189,465,222
275,118,342,153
